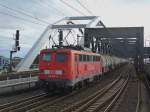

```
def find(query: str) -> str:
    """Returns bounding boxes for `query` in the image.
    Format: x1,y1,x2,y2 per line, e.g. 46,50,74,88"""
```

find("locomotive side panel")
38,48,127,92
70,51,103,85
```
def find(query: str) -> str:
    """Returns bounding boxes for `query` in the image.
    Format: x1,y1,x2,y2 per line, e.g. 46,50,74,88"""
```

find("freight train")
39,48,127,92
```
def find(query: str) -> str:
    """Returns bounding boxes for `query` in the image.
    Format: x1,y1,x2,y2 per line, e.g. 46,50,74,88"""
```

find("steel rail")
145,76,150,91
62,68,129,112
75,79,126,112
10,95,59,112
0,65,128,112
26,70,126,112
27,66,127,112
61,74,123,112
26,85,99,112
0,93,46,110
0,93,47,112
102,73,129,112
136,81,142,112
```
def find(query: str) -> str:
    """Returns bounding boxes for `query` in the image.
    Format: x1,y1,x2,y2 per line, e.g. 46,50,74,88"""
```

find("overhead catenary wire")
0,2,50,25
0,26,24,30
39,0,66,16
0,11,46,26
59,0,87,16
31,0,65,17
75,0,94,16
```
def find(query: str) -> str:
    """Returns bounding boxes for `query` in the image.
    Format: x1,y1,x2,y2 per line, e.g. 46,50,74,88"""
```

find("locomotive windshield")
56,53,67,62
43,53,51,61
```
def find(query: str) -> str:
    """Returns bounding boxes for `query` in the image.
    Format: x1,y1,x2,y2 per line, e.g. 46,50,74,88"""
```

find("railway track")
26,87,100,112
0,89,44,104
0,65,129,112
105,65,138,112
0,93,48,112
24,65,128,112
61,70,129,112
136,81,141,112
27,66,126,112
0,92,82,112
135,74,150,112
145,75,150,93
0,85,101,112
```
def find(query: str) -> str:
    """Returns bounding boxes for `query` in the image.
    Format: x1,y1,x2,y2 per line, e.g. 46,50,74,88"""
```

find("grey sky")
0,0,150,58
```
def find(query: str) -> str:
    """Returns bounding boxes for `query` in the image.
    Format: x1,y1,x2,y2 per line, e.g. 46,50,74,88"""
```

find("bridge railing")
0,70,39,81
0,70,40,94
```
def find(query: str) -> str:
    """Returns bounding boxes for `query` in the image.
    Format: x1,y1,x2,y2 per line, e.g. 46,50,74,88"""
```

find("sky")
0,0,150,58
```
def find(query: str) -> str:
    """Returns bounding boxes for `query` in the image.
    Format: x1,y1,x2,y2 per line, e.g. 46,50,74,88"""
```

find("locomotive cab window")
79,55,82,61
87,55,90,61
83,55,86,61
43,53,51,61
56,53,67,62
89,55,92,61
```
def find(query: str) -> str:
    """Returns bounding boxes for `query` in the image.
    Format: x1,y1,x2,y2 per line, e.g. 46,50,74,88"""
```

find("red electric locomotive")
39,48,103,91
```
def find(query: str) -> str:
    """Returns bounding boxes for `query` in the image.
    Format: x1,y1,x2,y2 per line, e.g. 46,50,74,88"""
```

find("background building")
12,57,23,68
0,56,9,72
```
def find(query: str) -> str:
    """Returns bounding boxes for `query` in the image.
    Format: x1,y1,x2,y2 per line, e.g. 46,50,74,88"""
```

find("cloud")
20,44,32,48
112,0,150,4
0,0,150,57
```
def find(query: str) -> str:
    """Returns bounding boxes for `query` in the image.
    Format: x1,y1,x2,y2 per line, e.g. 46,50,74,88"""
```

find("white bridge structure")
16,16,105,72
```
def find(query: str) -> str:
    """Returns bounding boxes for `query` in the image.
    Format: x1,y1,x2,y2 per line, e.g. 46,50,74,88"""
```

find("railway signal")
15,30,20,50
9,30,21,72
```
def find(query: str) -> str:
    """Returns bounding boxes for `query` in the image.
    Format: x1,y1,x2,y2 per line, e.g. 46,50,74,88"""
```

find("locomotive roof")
40,48,126,60
40,48,101,56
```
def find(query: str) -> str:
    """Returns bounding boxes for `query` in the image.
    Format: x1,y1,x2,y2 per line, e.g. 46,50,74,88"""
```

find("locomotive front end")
39,49,72,91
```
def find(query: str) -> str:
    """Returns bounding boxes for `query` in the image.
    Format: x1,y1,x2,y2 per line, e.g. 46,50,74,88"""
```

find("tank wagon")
39,48,127,92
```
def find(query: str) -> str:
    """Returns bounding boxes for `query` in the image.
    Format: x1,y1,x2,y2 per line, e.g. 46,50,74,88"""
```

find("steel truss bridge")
15,16,144,72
